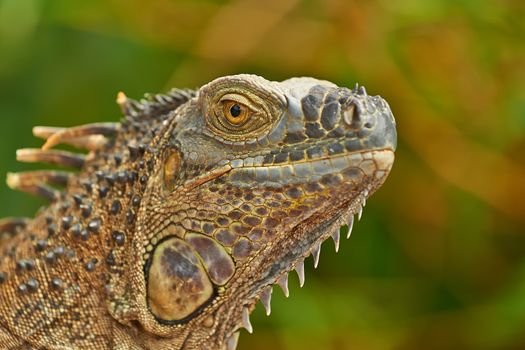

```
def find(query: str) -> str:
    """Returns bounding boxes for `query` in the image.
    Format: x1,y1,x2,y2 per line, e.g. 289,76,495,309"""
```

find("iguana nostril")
342,103,359,128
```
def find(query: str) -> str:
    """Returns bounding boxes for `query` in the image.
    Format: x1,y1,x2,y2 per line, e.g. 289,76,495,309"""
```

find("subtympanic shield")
147,237,214,322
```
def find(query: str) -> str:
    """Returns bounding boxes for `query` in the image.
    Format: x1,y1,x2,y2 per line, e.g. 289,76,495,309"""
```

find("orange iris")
222,100,249,125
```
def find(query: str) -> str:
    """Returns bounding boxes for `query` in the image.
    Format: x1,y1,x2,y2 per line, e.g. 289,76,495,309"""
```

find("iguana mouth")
223,148,395,343
182,145,394,191
225,147,395,188
183,165,232,190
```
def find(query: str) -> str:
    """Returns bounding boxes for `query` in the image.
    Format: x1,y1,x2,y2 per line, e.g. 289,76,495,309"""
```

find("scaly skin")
0,74,396,349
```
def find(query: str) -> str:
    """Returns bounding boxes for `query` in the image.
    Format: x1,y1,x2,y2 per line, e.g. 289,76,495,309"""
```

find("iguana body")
0,74,396,349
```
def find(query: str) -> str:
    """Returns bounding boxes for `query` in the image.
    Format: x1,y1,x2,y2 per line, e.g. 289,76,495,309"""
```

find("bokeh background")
1,0,524,349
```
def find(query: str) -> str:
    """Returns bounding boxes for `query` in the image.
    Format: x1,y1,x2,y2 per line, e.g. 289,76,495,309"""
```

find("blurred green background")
1,0,524,349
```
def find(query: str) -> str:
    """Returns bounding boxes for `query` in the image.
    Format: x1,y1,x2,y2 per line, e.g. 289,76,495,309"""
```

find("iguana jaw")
219,148,395,346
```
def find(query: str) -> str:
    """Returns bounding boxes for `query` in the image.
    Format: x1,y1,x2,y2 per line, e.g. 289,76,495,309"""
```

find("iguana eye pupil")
230,104,241,117
223,100,248,125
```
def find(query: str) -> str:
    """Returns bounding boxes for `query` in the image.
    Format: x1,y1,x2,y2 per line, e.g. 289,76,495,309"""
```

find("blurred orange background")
0,1,524,349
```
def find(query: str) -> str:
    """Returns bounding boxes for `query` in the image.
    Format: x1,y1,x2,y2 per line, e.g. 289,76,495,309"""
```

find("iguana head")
117,74,396,349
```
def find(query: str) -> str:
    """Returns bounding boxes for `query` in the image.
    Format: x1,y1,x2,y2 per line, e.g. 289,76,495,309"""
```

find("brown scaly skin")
0,74,396,349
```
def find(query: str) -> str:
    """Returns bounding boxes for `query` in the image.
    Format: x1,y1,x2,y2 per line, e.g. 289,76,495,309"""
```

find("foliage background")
0,1,524,349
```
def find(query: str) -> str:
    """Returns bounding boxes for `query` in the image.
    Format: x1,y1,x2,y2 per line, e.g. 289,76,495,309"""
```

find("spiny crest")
117,88,196,120
0,88,195,348
1,88,195,224
0,87,195,279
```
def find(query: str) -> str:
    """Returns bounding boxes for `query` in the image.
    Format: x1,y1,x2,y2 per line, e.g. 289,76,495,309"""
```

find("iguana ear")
162,149,182,191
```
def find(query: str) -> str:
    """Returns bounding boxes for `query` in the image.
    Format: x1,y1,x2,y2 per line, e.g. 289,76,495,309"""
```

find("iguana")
0,74,396,349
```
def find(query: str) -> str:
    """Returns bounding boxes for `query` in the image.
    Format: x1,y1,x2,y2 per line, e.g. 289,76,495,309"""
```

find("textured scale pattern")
0,74,396,349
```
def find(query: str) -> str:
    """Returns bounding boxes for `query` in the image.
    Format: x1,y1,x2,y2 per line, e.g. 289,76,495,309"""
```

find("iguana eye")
222,100,249,125
202,82,285,143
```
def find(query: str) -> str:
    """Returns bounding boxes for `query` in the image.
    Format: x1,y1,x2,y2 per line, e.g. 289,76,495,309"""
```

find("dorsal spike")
116,91,145,117
117,91,131,115
33,126,63,138
0,217,29,234
7,173,61,201
7,170,71,187
33,126,107,151
16,149,85,169
6,171,70,202
129,89,196,120
41,123,119,151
